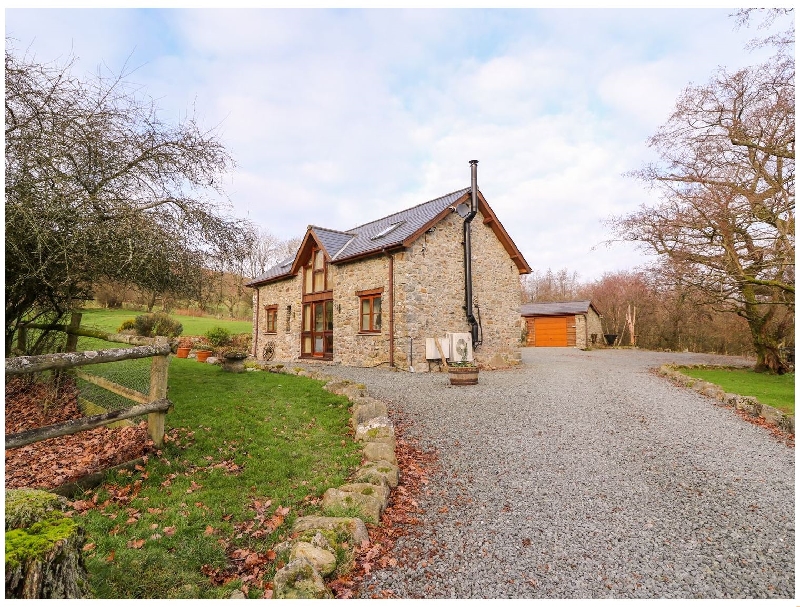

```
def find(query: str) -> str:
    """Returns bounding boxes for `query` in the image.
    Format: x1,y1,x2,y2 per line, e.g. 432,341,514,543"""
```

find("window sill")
357,332,382,336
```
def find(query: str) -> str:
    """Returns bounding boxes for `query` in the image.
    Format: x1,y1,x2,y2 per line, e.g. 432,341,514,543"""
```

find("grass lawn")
73,358,361,598
78,307,252,337
679,367,795,415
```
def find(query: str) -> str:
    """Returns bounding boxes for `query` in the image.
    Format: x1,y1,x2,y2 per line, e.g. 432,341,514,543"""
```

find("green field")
679,367,795,415
75,358,361,598
79,308,252,337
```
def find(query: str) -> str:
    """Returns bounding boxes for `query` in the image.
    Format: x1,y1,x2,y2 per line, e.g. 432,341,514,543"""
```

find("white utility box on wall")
425,337,450,360
447,332,474,362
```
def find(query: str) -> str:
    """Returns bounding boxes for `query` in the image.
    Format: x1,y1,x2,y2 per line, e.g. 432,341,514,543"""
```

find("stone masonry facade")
584,307,604,348
253,208,523,371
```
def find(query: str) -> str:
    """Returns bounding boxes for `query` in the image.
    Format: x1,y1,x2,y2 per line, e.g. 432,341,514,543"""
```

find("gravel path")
304,348,795,598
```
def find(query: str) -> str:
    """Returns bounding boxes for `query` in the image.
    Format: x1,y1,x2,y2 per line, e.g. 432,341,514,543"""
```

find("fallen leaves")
5,377,154,490
329,411,439,598
232,499,290,540
199,500,289,598
734,408,795,447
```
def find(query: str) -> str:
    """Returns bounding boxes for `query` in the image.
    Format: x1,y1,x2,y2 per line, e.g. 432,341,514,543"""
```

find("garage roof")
520,300,599,317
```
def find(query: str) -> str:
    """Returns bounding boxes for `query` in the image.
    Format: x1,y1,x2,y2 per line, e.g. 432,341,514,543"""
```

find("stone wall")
332,255,391,367
253,276,302,362
253,208,524,370
394,210,522,370
576,315,587,349
586,307,604,347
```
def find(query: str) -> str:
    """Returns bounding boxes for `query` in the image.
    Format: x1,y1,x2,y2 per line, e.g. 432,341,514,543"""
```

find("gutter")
253,288,260,358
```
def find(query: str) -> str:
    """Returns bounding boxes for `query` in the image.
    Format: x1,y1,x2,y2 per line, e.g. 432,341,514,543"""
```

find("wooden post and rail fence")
6,313,173,450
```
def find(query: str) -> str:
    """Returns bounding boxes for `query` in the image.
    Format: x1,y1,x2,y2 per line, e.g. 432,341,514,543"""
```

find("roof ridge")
344,187,471,232
524,299,590,304
308,225,356,236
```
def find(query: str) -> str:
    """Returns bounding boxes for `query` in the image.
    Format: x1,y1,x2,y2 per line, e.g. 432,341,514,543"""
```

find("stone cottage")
247,161,531,371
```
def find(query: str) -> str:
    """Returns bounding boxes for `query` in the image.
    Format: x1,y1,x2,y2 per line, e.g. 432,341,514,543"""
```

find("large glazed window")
303,247,331,294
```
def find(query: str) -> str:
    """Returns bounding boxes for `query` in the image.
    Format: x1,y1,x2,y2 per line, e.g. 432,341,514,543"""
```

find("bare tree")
246,227,302,279
521,268,583,303
586,271,654,345
5,45,249,353
612,45,794,371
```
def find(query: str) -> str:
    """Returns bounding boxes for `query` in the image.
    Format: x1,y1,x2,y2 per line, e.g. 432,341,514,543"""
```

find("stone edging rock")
658,364,794,434
256,364,399,599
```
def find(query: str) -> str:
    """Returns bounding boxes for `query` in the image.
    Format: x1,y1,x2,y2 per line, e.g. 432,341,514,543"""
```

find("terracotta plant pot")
196,350,212,363
448,366,478,386
176,347,191,359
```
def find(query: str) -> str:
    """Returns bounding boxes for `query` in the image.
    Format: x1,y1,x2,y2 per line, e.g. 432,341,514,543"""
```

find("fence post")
65,312,83,353
148,337,170,448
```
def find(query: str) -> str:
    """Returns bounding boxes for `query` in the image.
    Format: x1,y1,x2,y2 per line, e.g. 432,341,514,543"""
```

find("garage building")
521,300,603,348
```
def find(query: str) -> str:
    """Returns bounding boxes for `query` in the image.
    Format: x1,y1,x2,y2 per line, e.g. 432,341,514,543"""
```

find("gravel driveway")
306,348,795,598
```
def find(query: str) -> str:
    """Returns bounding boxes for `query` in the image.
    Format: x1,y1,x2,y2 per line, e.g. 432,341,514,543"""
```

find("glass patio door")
302,300,333,358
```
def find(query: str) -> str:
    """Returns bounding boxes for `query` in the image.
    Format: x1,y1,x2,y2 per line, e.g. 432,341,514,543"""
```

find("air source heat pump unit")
425,337,450,360
448,332,473,362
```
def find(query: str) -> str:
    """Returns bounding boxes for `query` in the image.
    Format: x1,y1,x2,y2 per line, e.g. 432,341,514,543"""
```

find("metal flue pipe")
464,160,479,349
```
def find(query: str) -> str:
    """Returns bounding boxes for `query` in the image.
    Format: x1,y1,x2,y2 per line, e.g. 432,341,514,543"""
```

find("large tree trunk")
753,337,789,374
747,304,789,374
5,530,90,599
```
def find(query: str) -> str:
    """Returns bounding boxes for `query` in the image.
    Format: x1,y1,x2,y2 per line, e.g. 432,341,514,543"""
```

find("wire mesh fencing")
72,339,154,420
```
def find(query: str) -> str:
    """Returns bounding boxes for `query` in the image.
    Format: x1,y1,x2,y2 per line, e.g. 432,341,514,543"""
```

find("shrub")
204,327,231,349
127,312,183,338
118,319,136,332
229,332,252,352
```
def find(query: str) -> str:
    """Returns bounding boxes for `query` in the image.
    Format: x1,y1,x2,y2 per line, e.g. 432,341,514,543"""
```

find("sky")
4,7,783,281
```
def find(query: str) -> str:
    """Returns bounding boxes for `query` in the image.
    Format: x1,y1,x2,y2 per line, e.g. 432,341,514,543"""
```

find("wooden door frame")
301,299,333,359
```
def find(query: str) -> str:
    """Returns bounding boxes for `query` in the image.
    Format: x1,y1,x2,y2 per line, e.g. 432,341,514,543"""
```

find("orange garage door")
534,316,568,347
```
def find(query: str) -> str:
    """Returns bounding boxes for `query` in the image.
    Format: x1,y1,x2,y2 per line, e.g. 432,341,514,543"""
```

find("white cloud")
5,7,780,281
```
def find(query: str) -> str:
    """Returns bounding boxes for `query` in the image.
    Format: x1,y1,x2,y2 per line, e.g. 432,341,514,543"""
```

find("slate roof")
310,226,354,261
520,300,596,317
247,186,530,287
247,188,470,286
332,188,470,261
248,255,296,284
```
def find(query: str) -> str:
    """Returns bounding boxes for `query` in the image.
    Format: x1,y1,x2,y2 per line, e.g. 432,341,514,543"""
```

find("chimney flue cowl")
469,160,478,213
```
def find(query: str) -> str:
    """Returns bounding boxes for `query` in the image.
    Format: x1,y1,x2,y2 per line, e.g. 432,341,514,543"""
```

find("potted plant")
448,337,478,385
195,346,213,363
176,338,192,359
189,326,229,364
